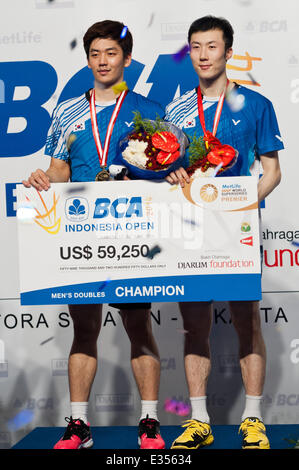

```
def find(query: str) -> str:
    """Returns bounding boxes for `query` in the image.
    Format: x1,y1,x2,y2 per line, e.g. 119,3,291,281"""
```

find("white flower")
122,139,149,169
124,139,148,153
193,167,215,178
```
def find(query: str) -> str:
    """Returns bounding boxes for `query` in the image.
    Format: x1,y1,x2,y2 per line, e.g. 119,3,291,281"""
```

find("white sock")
190,396,210,423
241,395,263,422
140,400,158,421
70,401,89,424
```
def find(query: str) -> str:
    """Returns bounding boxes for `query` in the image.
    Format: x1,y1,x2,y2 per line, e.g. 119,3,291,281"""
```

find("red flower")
152,131,180,153
156,150,180,165
207,144,236,166
203,130,222,149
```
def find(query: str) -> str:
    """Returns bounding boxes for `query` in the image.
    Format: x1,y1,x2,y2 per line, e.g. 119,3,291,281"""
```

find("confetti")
173,44,190,62
237,0,252,5
120,26,128,39
65,184,87,194
212,162,223,177
284,437,299,449
17,202,36,223
146,244,162,259
289,55,299,65
141,345,154,355
169,207,201,228
177,404,191,416
112,81,128,95
67,133,77,150
7,409,34,431
147,12,155,28
98,278,111,290
140,345,160,361
176,328,189,335
246,72,259,85
70,38,77,50
0,79,4,104
164,399,177,413
181,214,201,227
164,398,191,416
40,336,54,346
226,87,245,112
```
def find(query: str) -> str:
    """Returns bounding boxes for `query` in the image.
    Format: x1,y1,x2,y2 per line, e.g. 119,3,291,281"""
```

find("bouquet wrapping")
118,112,189,180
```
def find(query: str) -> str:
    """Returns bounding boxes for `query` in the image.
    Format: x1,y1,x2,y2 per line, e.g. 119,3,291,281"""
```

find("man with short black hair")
23,20,165,450
166,15,283,450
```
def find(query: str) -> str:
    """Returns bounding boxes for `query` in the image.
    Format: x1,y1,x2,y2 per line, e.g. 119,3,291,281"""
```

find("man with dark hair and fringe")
23,20,165,450
165,15,283,450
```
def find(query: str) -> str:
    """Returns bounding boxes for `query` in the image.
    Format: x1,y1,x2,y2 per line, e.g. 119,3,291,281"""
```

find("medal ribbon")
89,88,127,167
197,79,229,137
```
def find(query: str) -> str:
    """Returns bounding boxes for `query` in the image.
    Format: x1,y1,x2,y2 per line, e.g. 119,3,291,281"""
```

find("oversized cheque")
17,176,261,305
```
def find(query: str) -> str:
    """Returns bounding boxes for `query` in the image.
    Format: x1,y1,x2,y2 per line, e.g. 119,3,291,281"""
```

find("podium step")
12,424,298,450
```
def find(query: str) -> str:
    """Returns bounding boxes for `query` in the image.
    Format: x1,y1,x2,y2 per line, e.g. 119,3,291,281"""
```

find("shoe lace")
140,414,159,439
62,416,83,440
239,419,265,438
181,419,209,438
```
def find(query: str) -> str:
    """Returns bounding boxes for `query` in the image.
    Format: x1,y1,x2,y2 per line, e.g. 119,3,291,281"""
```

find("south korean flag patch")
183,117,196,128
74,122,85,131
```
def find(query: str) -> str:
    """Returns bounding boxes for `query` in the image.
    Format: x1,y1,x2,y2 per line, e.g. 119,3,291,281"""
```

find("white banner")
17,176,261,304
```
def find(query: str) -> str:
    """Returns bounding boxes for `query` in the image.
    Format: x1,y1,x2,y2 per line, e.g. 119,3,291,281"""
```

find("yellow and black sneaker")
239,417,270,449
171,420,214,450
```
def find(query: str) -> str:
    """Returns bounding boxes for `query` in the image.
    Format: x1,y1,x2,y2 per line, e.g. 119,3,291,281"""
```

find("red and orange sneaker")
54,416,93,449
138,414,165,449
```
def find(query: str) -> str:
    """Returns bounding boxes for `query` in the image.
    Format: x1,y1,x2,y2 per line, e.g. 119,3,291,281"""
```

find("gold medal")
95,168,110,181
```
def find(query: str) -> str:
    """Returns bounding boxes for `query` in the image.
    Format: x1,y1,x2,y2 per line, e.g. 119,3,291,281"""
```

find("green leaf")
131,111,167,135
188,132,208,165
154,114,167,133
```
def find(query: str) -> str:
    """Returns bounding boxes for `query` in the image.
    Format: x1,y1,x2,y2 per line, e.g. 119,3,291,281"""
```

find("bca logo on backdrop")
0,57,197,158
3,57,197,217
